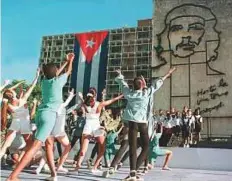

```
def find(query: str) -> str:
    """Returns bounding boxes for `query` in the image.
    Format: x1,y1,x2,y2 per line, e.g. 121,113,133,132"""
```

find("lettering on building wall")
196,78,229,114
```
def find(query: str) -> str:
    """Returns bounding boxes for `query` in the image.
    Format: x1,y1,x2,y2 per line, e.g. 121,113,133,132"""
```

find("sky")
1,0,153,83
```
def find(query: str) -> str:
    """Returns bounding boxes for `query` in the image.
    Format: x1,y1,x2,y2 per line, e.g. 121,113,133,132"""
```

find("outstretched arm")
66,53,75,76
56,53,75,76
56,61,68,76
100,94,123,107
8,80,25,91
150,67,176,94
162,67,176,81
30,98,38,121
66,92,83,114
115,69,130,96
63,89,75,108
18,85,24,99
20,68,40,106
96,94,123,113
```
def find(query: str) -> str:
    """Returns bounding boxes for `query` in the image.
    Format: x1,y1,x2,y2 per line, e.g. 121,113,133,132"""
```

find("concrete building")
39,19,152,103
152,0,232,138
39,33,75,98
106,19,152,106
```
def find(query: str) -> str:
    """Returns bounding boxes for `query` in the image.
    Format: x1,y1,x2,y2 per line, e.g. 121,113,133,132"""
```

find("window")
111,34,122,41
122,71,134,79
67,39,74,45
111,46,121,53
123,45,134,52
138,32,150,39
124,33,136,40
56,40,63,46
137,57,149,65
108,85,119,93
45,40,52,46
108,72,117,79
136,70,148,77
137,44,149,52
122,58,134,67
54,51,61,57
109,59,121,66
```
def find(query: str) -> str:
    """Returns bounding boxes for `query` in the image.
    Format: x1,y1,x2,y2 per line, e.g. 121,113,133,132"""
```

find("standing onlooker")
194,108,203,145
161,111,173,146
173,111,181,138
187,109,195,145
182,109,190,148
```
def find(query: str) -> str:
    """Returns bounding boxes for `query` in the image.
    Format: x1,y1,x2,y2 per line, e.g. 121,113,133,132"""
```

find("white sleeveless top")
12,106,30,121
85,101,100,120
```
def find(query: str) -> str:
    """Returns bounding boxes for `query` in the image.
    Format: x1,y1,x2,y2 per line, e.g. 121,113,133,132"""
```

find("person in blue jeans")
114,67,176,181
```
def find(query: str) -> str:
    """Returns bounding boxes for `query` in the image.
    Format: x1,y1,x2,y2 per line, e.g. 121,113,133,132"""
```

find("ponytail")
1,101,8,131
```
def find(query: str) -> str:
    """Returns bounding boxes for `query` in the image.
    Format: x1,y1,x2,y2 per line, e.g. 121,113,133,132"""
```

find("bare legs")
56,135,71,170
93,136,105,170
76,134,105,171
76,134,91,169
162,150,172,169
7,140,43,181
45,137,56,177
18,134,33,162
0,130,16,159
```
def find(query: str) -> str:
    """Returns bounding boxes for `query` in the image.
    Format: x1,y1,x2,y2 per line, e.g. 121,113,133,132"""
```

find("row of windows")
43,39,74,47
110,44,152,53
110,31,151,41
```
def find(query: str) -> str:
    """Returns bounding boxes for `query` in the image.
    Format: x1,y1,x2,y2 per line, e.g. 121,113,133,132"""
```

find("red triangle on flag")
75,31,108,63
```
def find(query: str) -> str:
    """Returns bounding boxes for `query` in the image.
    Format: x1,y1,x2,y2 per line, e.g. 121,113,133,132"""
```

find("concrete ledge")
154,147,232,171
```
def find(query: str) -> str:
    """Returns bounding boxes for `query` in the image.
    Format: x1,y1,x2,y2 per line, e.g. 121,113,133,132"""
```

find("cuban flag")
70,31,109,102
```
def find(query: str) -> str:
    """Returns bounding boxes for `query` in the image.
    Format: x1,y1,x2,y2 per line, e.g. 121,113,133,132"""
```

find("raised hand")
169,67,177,74
4,80,11,85
66,53,75,62
78,92,84,102
36,67,40,77
102,88,106,95
116,69,121,75
140,75,147,88
69,88,75,96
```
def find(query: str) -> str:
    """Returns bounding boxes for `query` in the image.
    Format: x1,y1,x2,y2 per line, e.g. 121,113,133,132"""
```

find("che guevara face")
168,17,205,58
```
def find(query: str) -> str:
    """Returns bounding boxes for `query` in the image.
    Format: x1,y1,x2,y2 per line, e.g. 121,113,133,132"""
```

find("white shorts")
9,119,32,134
82,119,104,137
50,113,66,138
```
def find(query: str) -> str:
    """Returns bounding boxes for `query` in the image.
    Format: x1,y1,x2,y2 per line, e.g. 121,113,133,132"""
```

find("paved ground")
1,165,232,181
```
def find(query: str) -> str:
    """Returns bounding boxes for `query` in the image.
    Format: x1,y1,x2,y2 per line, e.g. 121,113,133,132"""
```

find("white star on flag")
86,38,96,48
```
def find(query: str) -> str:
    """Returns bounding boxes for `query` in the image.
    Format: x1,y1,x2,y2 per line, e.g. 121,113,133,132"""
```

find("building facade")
39,19,152,103
152,0,232,138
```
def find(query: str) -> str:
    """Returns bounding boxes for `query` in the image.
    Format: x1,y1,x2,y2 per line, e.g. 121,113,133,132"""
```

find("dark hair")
76,107,84,117
133,77,143,90
3,90,13,101
156,122,162,133
89,87,97,97
84,95,94,106
194,108,200,115
43,63,57,79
